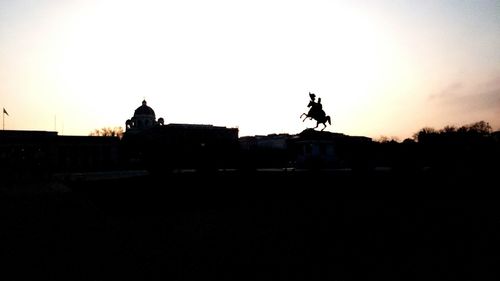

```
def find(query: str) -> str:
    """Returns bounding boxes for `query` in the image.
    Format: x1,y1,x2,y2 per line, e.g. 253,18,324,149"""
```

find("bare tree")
89,127,124,139
464,121,492,135
376,136,400,143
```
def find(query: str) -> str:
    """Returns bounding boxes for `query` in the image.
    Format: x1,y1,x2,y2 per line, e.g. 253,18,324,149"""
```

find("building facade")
122,100,239,171
0,130,119,182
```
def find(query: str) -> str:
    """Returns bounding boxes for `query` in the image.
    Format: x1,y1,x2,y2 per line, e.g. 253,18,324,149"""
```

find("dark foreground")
1,170,499,280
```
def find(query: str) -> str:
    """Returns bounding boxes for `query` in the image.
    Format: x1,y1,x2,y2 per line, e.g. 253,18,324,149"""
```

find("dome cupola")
134,100,156,117
125,99,164,133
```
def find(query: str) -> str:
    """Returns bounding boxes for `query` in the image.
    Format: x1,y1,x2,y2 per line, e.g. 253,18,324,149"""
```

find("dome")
126,99,164,133
134,100,155,117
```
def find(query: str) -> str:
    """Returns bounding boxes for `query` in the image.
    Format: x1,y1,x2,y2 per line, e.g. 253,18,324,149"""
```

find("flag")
3,108,8,116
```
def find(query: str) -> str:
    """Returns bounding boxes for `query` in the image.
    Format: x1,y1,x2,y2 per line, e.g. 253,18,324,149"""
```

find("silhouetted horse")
300,100,332,131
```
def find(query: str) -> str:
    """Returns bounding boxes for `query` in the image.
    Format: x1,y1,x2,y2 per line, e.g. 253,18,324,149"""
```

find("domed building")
125,100,164,133
122,99,239,170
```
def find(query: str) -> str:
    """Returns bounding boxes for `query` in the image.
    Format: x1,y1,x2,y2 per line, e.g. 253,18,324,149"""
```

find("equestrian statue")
300,92,331,131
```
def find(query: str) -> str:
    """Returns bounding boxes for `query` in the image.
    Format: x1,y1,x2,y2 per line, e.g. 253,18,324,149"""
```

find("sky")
1,0,499,139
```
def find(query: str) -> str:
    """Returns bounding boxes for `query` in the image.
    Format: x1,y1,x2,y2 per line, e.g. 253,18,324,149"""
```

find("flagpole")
3,108,9,130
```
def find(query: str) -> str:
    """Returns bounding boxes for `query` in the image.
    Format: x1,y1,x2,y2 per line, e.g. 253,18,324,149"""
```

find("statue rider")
307,92,325,120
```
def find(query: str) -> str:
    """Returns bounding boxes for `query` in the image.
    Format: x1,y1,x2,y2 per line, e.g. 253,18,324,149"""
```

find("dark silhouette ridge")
1,100,497,182
300,92,332,131
1,99,498,184
2,118,500,280
1,123,499,183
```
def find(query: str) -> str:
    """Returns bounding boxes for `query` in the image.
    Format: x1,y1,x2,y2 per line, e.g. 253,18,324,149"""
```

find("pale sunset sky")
1,0,499,139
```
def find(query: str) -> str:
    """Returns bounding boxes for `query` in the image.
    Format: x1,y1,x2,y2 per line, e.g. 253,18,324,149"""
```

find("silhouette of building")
122,101,238,171
239,130,373,169
289,129,373,169
239,134,291,168
0,130,119,181
240,134,290,151
55,135,120,172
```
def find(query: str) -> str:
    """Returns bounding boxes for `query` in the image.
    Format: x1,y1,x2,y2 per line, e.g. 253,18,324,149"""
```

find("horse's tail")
327,116,331,125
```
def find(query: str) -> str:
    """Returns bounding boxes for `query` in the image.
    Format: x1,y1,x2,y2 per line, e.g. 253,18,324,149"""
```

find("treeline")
374,121,499,173
413,120,494,143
